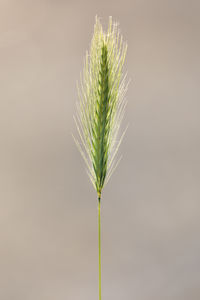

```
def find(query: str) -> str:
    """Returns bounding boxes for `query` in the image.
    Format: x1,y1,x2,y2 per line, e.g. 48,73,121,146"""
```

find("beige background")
0,0,200,299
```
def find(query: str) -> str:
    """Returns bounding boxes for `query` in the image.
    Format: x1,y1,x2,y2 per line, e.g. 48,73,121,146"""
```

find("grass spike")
73,17,129,300
74,16,128,197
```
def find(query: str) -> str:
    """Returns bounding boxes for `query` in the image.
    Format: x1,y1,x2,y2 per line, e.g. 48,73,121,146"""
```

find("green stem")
98,196,101,300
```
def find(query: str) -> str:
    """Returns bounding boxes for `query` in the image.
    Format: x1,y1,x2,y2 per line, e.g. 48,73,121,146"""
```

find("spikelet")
73,16,128,199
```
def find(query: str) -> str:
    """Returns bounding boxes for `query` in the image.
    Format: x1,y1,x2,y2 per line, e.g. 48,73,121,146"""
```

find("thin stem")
98,196,101,300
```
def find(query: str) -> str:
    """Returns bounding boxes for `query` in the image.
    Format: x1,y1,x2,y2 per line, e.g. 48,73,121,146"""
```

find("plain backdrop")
0,0,200,299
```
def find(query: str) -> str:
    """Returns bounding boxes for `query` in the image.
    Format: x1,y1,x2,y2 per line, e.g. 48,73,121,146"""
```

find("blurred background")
0,0,200,299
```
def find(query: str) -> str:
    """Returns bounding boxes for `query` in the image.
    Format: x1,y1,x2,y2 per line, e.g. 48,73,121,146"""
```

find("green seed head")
74,16,128,198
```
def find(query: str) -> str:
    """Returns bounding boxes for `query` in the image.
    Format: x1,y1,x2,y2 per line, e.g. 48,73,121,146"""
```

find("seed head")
73,16,128,198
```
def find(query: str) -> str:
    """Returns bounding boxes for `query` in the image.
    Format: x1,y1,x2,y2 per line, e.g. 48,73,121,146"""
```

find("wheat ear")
73,16,128,300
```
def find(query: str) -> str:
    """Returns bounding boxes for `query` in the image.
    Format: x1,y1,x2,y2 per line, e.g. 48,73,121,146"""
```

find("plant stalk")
98,196,101,300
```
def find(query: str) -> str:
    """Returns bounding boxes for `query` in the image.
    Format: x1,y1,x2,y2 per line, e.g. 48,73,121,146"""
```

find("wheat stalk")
73,16,128,300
